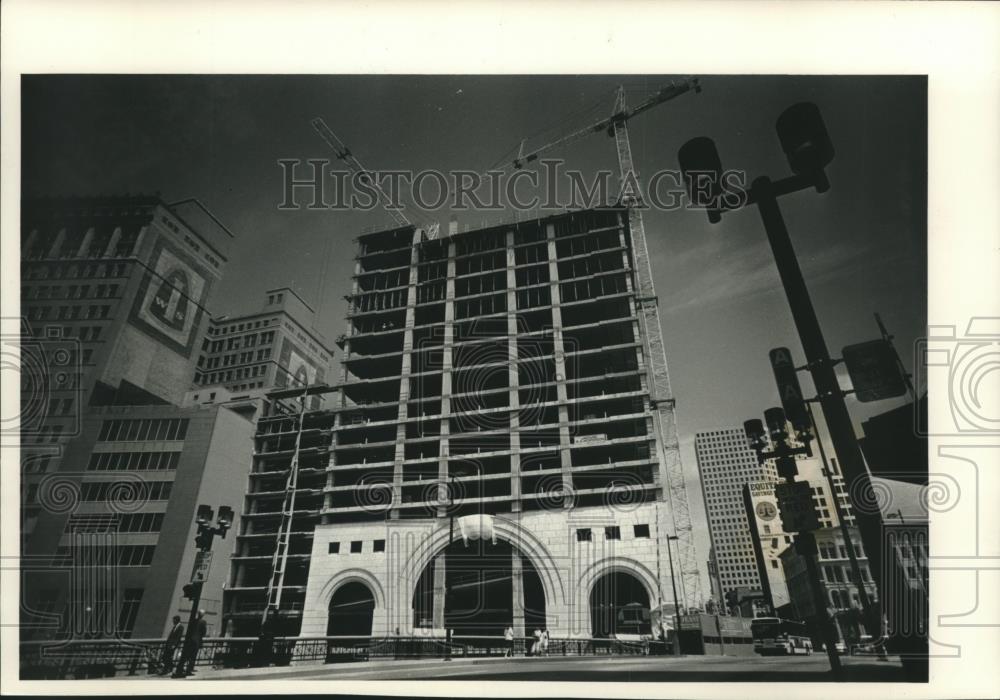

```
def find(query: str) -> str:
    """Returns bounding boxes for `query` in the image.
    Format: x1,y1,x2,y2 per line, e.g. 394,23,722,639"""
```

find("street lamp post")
679,103,888,642
663,534,683,656
174,503,233,678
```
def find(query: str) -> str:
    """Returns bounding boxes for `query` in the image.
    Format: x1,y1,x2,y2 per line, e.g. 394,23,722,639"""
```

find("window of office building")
97,419,190,442
117,589,144,638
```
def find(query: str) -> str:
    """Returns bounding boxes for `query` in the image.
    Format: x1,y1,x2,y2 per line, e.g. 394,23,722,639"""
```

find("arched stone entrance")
576,558,660,638
395,514,570,638
411,537,547,636
327,581,376,636
589,570,652,637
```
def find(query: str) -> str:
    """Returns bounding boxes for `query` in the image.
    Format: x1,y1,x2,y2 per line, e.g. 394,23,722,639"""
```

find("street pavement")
149,653,909,682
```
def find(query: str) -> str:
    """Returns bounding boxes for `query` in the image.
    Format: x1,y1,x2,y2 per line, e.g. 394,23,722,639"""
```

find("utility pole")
679,103,890,638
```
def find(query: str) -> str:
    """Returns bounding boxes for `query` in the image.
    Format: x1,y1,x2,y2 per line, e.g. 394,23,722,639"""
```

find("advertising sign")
744,480,792,609
129,238,209,355
278,338,323,389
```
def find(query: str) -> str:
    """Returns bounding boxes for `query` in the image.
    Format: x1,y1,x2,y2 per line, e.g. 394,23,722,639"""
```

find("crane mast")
609,84,703,611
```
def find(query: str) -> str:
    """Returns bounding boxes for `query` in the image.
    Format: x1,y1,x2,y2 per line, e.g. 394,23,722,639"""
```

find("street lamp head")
196,504,213,525
678,136,724,223
775,102,834,186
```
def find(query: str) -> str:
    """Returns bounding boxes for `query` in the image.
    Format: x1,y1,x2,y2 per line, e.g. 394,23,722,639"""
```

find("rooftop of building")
354,206,628,250
21,192,235,262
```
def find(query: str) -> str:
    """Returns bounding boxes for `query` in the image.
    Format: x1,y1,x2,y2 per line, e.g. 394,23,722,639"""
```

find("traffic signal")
768,347,810,436
182,583,198,601
678,136,724,223
775,102,834,187
764,406,789,443
195,528,214,550
743,419,767,453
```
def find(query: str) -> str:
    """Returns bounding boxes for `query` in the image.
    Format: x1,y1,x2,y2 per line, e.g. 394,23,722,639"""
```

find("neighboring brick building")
191,287,333,412
21,404,254,640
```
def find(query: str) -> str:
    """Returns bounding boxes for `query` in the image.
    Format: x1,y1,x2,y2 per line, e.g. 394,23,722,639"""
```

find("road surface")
171,653,909,682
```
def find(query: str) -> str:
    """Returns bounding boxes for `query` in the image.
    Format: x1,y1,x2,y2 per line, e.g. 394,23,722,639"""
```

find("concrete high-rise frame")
226,208,694,638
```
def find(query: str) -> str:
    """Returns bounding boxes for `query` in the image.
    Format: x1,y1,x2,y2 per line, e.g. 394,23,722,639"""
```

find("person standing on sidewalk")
174,610,208,678
160,616,184,676
254,606,279,667
504,626,515,657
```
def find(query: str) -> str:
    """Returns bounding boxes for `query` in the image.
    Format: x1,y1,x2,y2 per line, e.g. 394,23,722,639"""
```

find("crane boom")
501,78,700,172
310,117,412,228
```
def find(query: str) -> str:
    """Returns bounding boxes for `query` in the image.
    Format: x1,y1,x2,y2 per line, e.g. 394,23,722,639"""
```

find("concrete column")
438,241,456,506
545,224,573,507
77,227,95,257
391,230,420,519
505,230,522,507
511,549,526,637
131,225,147,257
103,227,121,257
24,229,38,257
432,555,447,629
48,228,67,258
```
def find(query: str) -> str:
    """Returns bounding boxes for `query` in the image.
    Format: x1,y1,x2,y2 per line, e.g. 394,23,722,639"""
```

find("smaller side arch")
317,568,387,611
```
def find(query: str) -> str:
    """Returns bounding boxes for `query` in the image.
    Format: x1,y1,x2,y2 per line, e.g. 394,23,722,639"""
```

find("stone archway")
397,515,566,636
576,558,661,637
327,581,375,637
411,537,548,636
589,570,653,638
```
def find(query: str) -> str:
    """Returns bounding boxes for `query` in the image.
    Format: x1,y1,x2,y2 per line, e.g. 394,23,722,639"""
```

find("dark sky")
22,74,927,579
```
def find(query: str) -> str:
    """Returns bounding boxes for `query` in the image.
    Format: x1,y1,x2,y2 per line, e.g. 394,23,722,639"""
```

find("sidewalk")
115,653,623,681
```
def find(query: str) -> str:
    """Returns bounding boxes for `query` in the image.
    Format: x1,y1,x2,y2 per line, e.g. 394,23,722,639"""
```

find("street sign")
191,550,213,583
775,480,819,532
768,347,810,433
842,339,907,402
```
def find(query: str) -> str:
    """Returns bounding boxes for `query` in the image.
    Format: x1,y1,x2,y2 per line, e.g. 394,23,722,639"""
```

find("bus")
750,617,813,656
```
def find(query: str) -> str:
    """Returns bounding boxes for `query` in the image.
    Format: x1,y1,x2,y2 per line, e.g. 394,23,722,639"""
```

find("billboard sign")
744,480,792,610
277,337,324,389
129,238,209,356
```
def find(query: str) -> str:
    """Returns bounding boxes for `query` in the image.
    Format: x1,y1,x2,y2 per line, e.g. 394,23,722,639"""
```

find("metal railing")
19,634,668,679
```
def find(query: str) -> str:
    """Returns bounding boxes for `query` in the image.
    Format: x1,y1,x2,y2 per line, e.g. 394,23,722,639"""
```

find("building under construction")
224,207,698,639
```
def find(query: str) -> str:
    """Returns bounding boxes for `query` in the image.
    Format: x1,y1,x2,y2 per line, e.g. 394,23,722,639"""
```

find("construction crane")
310,117,439,239
495,77,704,610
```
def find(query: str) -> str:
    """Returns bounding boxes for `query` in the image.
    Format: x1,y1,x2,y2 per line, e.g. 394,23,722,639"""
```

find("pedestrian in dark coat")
160,616,184,675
